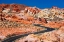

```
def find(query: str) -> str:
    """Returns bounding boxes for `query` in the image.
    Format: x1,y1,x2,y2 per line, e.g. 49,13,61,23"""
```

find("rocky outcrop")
0,4,28,13
24,7,41,14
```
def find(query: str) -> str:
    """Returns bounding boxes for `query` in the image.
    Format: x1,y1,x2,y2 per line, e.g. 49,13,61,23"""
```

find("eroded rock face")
0,4,28,13
0,4,41,14
24,7,41,14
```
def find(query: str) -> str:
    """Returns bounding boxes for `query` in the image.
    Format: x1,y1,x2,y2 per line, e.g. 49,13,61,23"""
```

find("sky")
0,0,64,9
